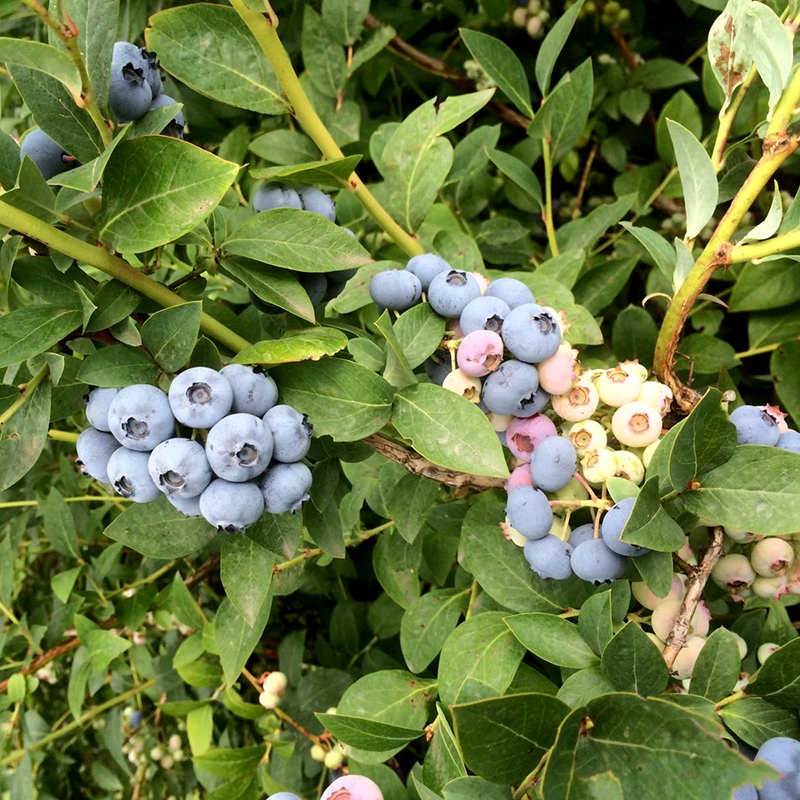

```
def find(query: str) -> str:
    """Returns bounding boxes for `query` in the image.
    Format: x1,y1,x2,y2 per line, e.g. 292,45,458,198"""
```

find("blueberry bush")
2,0,800,798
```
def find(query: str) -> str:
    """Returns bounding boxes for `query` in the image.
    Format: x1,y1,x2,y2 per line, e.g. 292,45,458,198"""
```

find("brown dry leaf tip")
578,716,594,738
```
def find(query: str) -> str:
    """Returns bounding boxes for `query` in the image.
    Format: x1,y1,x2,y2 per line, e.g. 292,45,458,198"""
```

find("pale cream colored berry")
442,369,482,403
671,636,706,680
580,447,617,485
750,538,795,577
168,734,181,751
150,747,163,761
552,380,599,421
324,746,344,770
645,632,665,652
501,517,528,547
677,536,697,566
310,744,327,762
632,574,684,611
326,707,338,715
512,7,529,26
723,526,757,544
642,438,660,469
638,381,673,415
614,450,644,484
548,516,571,540
471,272,492,294
752,574,789,599
528,0,541,12
263,671,288,694
727,630,748,659
568,420,607,455
487,412,512,432
757,643,780,664
734,673,750,691
651,598,710,642
621,360,649,382
526,17,544,37
160,755,174,770
259,691,280,709
552,477,589,504
596,364,644,407
611,401,662,447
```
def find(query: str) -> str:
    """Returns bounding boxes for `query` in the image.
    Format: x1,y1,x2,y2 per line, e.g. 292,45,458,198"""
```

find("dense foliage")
1,0,800,798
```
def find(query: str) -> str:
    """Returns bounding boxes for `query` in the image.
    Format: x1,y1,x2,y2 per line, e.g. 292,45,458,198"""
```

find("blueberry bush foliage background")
1,0,800,798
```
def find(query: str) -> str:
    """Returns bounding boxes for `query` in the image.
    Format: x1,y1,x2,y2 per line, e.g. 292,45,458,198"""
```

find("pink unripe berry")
611,401,662,447
613,449,644,484
506,414,558,462
538,344,580,395
671,636,706,680
632,573,684,611
651,598,711,642
442,369,481,403
711,554,756,598
456,330,504,377
320,775,384,800
512,7,529,26
596,364,644,407
505,464,534,493
568,420,607,456
552,380,599,421
750,537,795,577
752,573,789,599
638,381,673,415
676,536,697,566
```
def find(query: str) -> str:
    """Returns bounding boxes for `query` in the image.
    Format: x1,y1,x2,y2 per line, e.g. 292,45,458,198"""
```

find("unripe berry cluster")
259,670,288,710
509,0,551,39
76,365,313,532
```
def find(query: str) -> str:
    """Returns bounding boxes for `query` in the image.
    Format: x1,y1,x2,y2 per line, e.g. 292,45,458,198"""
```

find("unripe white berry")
150,747,163,761
568,420,607,456
442,368,482,403
501,517,529,547
613,449,644,484
173,749,185,762
676,536,697,566
645,632,665,651
711,554,756,598
263,671,288,694
580,447,617,485
638,381,673,415
752,573,788,599
512,7,529,26
671,636,706,680
487,412,513,432
632,573,684,611
750,538,795,577
757,642,780,664
651,598,711,642
734,673,750,691
326,707,338,715
611,401,662,447
723,526,758,544
642,438,660,469
310,744,327,762
596,364,644,407
727,630,748,659
620,360,649,382
528,0,541,12
552,477,589,504
324,747,344,770
259,691,280,709
168,734,181,751
160,755,174,770
552,380,599,421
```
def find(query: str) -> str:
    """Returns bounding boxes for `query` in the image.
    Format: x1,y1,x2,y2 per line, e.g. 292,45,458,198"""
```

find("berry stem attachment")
0,364,49,427
0,201,251,355
227,0,424,258
715,690,746,711
48,429,80,443
512,748,551,800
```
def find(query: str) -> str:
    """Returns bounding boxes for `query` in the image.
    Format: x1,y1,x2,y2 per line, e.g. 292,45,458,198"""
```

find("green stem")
227,0,424,258
465,580,480,619
0,495,126,509
711,65,757,172
542,138,559,256
767,65,800,139
106,560,178,598
513,749,551,800
0,201,251,354
729,228,800,262
0,599,42,655
0,365,49,426
715,690,746,710
48,429,80,443
735,342,784,359
0,679,156,766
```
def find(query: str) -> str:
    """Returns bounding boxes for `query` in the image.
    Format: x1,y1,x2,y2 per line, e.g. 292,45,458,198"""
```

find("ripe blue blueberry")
482,360,540,416
107,385,175,451
147,438,212,499
19,129,76,180
254,183,303,212
299,187,336,221
755,737,800,800
301,273,329,306
329,266,358,284
129,709,143,727
84,387,118,432
530,436,577,492
732,786,757,800
168,492,202,517
220,364,278,417
199,479,265,532
729,405,781,446
148,93,185,138
206,413,273,481
501,303,562,364
506,486,553,540
424,355,450,386
267,794,303,800
485,277,534,309
427,270,482,318
777,430,800,453
168,367,233,429
568,523,595,548
249,289,282,315
263,405,313,463
570,538,628,583
109,46,152,122
76,428,119,483
524,535,573,579
601,496,649,557
107,448,161,503
459,296,511,336
405,254,451,291
113,43,163,98
369,269,422,311
260,462,313,513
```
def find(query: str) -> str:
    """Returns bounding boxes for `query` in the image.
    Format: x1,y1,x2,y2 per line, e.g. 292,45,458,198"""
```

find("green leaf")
535,0,584,95
392,384,508,479
719,696,800,748
0,306,81,369
400,589,469,673
104,496,216,558
222,687,266,720
619,223,675,280
707,0,753,113
77,345,157,387
619,477,685,552
248,510,303,561
771,341,800,426
460,30,532,118
83,627,131,675
322,0,370,45
40,489,80,559
51,566,82,605
215,594,273,683
629,58,700,90
442,777,511,800
220,534,274,629
746,638,800,708
374,310,417,388
302,6,346,98
0,39,81,101
486,148,543,209
141,302,202,373
315,713,424,751
249,155,362,190
424,705,468,792
373,530,421,608
248,129,319,165
388,473,440,544
438,613,525,707
681,446,800,535
49,124,129,194
742,2,793,114
233,327,347,366
393,303,446,370
85,281,141,333
187,705,214,756
541,695,776,800
222,208,373,272
193,745,266,778
666,119,718,239
633,550,674,599
0,378,50,493
690,628,741,702
304,500,345,558
271,359,393,441
146,4,286,113
730,259,800,312
99,138,238,253
578,590,614,656
171,573,206,631
452,693,569,783
556,666,616,709
505,613,598,669
600,622,669,696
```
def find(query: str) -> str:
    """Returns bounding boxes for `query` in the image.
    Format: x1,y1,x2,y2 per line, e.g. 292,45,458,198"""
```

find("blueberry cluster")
75,365,313,532
249,183,356,312
736,736,800,800
267,774,383,800
729,404,800,452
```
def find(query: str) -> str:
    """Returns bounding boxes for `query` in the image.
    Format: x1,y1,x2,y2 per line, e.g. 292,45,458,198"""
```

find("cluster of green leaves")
1,0,800,798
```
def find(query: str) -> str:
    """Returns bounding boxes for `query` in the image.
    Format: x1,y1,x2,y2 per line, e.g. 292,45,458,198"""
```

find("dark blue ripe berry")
19,129,77,180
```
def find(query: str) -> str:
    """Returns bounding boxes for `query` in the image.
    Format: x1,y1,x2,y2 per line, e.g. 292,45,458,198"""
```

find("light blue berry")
299,187,336,222
506,486,553,540
148,438,212,499
220,364,278,417
263,405,312,463
254,183,303,212
85,387,118,432
777,430,800,453
428,270,481,318
199,479,264,532
206,413,273,482
459,296,510,336
260,462,312,513
76,428,120,483
485,277,534,309
369,269,422,311
729,405,781,446
482,360,540,416
570,538,628,583
107,448,160,503
501,303,562,364
524,534,573,579
405,254,451,291
107,385,175,451
168,367,233,429
530,436,577,492
601,496,649,557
